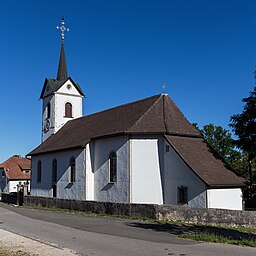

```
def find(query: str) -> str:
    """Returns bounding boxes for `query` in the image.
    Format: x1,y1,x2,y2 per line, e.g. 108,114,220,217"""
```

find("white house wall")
94,136,129,203
31,148,85,200
164,140,207,208
130,137,164,204
207,188,243,210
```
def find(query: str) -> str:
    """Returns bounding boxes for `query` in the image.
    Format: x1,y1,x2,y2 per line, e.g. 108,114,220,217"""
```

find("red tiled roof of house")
0,155,31,180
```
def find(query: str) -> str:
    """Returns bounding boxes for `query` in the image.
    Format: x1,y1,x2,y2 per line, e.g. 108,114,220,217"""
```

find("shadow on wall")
100,183,114,191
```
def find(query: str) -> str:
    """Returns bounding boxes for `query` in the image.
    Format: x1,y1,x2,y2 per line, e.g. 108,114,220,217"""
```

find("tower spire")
56,18,69,81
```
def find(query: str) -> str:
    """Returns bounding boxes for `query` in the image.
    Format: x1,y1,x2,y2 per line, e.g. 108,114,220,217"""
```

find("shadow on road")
126,222,256,241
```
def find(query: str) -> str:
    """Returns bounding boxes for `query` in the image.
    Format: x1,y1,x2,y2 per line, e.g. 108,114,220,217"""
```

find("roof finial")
162,83,166,94
56,17,69,41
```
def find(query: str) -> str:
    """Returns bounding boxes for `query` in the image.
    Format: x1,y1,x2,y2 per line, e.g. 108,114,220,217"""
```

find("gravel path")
0,229,77,256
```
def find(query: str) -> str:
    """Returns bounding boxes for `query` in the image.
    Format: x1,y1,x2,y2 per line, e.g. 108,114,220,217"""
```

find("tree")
192,123,248,178
230,86,256,197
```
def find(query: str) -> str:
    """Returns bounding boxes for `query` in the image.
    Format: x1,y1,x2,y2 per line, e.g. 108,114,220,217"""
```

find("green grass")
179,232,256,247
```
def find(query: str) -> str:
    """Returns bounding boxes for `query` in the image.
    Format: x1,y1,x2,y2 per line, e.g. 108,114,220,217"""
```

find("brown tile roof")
29,94,200,155
165,135,245,187
0,155,31,180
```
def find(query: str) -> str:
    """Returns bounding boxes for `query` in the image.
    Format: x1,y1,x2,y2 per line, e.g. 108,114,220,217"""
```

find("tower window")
65,102,73,118
109,152,117,183
37,161,42,183
52,159,57,183
46,103,51,119
70,157,76,183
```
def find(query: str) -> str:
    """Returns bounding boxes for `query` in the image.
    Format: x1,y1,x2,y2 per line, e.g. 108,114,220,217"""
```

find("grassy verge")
177,224,256,247
179,232,256,247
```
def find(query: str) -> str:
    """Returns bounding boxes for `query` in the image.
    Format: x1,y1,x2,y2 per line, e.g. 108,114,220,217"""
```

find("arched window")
70,157,76,183
109,152,117,183
52,159,57,183
46,103,51,119
65,102,73,118
37,161,42,183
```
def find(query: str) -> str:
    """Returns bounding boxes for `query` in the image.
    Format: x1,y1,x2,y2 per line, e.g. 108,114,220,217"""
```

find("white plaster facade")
31,148,85,200
42,79,83,142
207,188,243,210
130,137,164,204
31,135,243,210
164,139,207,208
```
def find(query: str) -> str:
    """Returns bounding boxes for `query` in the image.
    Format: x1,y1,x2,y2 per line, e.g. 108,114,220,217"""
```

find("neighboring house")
0,155,31,193
28,25,245,210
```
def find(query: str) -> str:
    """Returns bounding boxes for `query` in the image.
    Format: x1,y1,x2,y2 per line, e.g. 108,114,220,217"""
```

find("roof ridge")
75,94,162,121
127,94,163,132
163,94,168,132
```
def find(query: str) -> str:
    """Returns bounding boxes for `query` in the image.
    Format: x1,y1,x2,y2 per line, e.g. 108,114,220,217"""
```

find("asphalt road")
0,202,255,256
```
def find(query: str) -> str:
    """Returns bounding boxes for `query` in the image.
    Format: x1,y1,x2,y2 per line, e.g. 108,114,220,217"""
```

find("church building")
29,19,244,210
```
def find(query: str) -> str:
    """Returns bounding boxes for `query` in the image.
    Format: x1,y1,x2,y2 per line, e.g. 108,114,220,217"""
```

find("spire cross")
56,17,69,41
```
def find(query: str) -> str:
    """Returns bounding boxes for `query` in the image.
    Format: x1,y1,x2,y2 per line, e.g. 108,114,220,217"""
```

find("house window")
178,186,188,204
109,152,117,183
46,103,51,119
70,157,76,183
65,102,72,118
37,161,42,183
2,170,5,178
52,159,57,183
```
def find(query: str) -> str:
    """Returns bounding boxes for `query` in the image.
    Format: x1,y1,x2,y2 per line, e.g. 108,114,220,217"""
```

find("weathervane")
56,17,69,41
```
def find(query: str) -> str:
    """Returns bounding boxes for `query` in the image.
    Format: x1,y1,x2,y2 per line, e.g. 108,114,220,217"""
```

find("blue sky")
0,0,255,163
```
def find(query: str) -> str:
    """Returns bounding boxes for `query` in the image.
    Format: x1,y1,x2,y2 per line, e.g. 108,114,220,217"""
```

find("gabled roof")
29,93,244,187
0,155,31,180
29,94,201,155
165,135,245,187
40,77,84,99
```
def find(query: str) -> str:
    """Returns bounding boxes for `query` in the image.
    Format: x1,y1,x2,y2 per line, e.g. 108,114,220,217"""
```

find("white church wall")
42,95,54,142
207,188,243,210
164,140,207,208
42,79,83,142
57,79,82,96
54,79,83,133
94,136,129,203
130,136,164,204
85,143,94,200
31,148,85,200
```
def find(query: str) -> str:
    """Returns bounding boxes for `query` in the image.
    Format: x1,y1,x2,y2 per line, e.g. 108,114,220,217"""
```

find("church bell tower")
40,18,84,142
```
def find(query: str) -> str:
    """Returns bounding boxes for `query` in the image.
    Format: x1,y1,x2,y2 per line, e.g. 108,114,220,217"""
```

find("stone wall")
24,196,256,228
2,193,18,204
